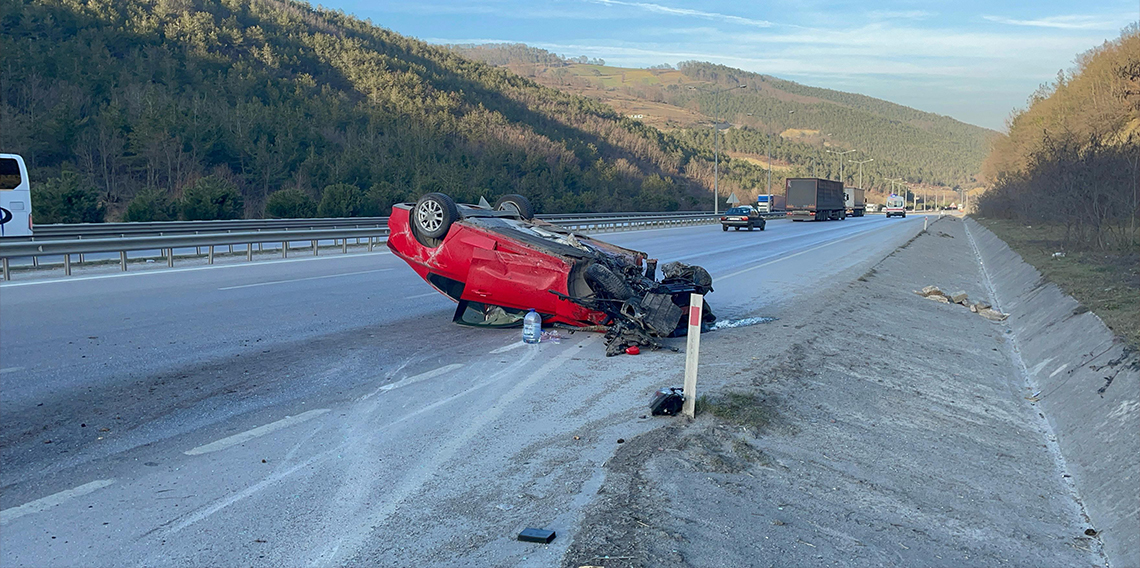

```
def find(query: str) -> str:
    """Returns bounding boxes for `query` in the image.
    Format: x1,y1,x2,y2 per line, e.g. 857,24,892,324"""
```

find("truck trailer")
756,193,785,213
785,178,845,221
844,187,866,217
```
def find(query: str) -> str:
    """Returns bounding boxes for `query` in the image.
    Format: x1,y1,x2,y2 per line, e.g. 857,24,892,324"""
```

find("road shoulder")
563,216,1105,568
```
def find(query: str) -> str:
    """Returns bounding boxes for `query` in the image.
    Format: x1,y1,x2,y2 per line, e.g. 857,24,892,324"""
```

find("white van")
0,154,32,237
884,194,906,218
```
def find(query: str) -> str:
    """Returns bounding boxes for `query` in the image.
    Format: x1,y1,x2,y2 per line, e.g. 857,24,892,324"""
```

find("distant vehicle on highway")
786,178,845,221
885,194,907,218
844,187,866,217
0,153,32,237
387,192,716,342
720,206,765,231
865,204,878,213
755,193,784,213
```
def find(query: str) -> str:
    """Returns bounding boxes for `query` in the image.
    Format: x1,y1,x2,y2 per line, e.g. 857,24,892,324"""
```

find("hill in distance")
452,43,998,197
0,0,732,219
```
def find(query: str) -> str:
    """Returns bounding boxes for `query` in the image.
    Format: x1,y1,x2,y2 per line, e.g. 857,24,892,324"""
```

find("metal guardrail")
0,211,782,280
18,211,719,240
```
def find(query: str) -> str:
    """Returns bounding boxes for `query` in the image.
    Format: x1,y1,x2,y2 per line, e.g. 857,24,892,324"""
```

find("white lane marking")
666,218,886,263
490,341,528,354
357,363,464,402
0,251,394,288
317,336,597,565
184,409,331,456
217,269,392,290
403,291,441,300
0,479,115,525
717,219,912,281
0,366,24,374
1049,363,1069,378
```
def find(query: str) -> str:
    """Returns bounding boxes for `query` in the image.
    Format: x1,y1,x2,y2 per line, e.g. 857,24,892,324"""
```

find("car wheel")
722,225,728,232
493,194,535,220
413,192,458,240
902,213,906,218
747,223,754,231
585,263,632,301
759,221,766,231
734,227,740,231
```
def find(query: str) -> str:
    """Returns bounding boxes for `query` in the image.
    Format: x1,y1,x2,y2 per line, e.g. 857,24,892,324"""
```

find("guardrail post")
342,238,348,254
64,254,71,276
208,246,215,264
120,251,127,271
368,237,374,252
167,248,174,267
283,242,288,258
246,244,253,261
228,244,233,254
2,258,9,281
312,240,318,256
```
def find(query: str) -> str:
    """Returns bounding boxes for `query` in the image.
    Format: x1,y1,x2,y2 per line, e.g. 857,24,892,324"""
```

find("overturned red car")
387,193,714,352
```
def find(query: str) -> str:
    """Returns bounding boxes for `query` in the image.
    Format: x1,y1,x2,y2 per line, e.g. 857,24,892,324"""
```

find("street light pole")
825,149,856,183
849,158,873,189
766,131,772,196
691,84,746,215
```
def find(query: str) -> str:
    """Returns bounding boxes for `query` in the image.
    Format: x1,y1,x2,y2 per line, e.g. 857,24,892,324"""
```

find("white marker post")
682,293,704,418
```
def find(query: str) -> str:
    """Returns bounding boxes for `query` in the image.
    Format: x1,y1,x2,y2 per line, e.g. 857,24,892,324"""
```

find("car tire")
413,192,458,241
585,263,632,301
722,225,728,232
747,223,754,231
759,221,766,231
494,194,535,220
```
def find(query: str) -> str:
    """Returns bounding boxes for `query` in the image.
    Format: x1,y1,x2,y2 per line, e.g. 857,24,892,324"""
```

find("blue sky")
332,1,1137,130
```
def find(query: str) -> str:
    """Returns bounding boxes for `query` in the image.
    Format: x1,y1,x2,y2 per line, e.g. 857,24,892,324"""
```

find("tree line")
0,0,718,223
978,26,1139,249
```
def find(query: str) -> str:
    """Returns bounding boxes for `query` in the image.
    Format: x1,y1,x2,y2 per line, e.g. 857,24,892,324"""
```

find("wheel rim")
417,200,444,232
498,202,521,215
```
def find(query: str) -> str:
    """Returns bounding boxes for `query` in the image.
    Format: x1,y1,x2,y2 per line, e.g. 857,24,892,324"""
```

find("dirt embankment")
564,216,1111,568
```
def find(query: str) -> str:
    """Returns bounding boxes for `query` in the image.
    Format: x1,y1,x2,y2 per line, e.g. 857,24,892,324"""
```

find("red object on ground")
625,346,641,355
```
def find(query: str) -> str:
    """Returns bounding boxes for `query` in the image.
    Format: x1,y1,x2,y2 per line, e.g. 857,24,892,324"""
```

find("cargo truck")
844,187,866,217
756,194,785,213
785,178,845,221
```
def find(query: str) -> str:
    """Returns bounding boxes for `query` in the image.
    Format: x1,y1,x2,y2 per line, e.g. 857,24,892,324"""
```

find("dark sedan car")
387,193,716,354
720,206,765,231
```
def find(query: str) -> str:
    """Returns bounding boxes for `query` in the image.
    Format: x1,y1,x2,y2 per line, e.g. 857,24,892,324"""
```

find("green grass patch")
974,217,1139,348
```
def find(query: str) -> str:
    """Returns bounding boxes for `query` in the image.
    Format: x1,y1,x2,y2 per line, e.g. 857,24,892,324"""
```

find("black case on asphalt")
650,387,684,416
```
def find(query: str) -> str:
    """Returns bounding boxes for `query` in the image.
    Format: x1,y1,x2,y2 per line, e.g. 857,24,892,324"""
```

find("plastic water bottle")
523,309,541,344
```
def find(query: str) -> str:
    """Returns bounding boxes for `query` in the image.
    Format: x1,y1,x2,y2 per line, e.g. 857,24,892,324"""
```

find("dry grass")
974,217,1140,347
694,391,776,432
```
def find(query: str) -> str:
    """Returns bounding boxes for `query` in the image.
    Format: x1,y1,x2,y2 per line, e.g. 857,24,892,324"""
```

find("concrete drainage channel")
965,217,1139,568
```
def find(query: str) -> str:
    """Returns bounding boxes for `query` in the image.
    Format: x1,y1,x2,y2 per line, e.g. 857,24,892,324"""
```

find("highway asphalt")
0,215,924,566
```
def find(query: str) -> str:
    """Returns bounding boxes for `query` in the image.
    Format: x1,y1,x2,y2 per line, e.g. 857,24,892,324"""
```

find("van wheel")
413,193,458,240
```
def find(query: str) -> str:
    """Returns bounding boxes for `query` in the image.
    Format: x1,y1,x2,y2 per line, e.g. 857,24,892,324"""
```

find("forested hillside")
0,0,715,221
453,46,996,192
979,26,1139,248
